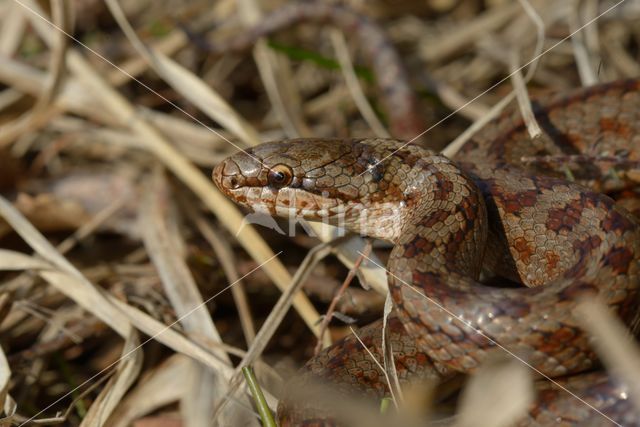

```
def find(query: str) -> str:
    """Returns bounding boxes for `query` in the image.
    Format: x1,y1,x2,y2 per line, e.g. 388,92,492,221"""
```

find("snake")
212,80,640,426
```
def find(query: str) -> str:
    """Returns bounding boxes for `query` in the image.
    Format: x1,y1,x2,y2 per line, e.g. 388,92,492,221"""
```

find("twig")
442,0,546,158
185,2,423,138
508,50,541,139
19,0,324,340
211,238,347,420
0,0,70,148
192,212,257,346
575,299,640,412
314,240,372,355
330,29,390,137
242,366,277,427
568,0,598,85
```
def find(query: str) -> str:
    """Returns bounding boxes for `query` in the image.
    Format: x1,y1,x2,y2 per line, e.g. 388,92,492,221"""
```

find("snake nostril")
229,176,239,189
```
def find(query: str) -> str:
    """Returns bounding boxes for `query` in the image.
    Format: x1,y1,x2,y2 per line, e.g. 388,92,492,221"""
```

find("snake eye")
268,164,293,188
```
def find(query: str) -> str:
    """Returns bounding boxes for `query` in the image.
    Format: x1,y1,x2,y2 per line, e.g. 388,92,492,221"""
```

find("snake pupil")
268,164,293,188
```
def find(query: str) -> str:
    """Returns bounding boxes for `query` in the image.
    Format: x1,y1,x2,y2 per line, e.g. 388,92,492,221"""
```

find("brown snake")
213,80,640,426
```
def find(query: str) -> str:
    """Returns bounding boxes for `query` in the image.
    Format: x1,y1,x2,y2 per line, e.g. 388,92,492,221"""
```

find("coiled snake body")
213,81,640,426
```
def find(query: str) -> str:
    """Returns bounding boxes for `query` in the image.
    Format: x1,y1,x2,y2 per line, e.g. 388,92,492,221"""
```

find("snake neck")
387,156,489,280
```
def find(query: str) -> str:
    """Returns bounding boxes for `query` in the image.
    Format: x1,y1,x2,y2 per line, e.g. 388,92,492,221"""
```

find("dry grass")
0,0,639,426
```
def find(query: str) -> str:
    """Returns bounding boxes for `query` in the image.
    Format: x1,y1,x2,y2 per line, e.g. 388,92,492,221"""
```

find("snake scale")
204,3,640,425
214,81,640,426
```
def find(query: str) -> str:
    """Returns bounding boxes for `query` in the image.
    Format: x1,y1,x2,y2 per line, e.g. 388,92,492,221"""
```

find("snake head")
213,138,415,240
